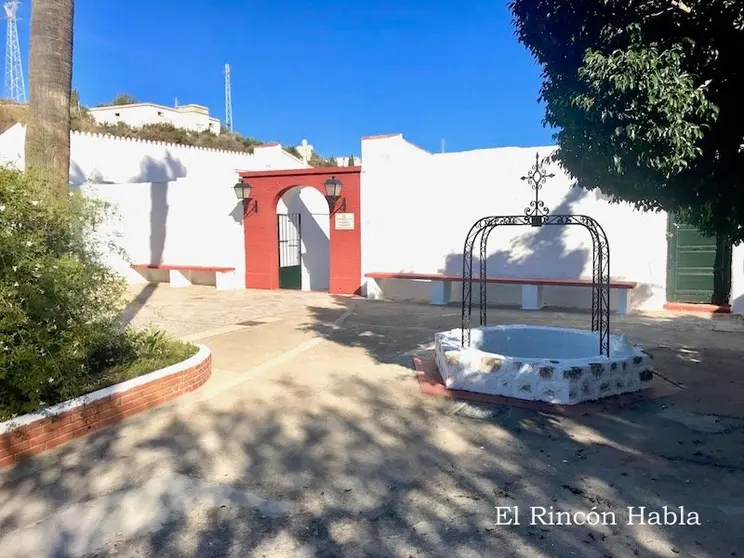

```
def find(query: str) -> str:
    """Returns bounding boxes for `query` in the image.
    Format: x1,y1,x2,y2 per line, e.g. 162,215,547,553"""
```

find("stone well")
434,325,653,405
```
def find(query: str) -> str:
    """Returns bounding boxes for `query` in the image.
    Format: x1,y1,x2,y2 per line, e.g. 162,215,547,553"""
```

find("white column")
169,270,192,287
731,243,744,315
364,277,383,300
521,284,543,310
215,270,240,290
431,280,452,305
616,289,631,315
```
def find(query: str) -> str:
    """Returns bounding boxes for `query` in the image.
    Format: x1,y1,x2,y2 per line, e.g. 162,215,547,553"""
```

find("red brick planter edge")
0,344,212,469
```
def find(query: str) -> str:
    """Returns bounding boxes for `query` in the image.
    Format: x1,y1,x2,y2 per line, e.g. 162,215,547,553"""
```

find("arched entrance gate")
238,166,362,295
461,153,612,356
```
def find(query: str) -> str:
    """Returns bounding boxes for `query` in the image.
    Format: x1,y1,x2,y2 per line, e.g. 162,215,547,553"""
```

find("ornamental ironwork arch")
460,152,611,357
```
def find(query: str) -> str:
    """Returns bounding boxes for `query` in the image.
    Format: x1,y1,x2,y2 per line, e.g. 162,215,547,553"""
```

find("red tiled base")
413,355,675,416
663,302,731,314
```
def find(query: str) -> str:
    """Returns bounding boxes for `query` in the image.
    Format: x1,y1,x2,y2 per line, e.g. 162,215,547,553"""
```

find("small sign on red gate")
335,213,355,230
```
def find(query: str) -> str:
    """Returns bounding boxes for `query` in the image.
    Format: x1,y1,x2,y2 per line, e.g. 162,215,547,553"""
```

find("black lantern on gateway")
324,175,345,213
233,177,258,214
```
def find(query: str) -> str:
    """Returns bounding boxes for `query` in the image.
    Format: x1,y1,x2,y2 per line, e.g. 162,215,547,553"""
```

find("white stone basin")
434,325,653,405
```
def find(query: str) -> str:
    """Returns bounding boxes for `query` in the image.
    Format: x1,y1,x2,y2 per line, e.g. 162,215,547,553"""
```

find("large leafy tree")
509,0,744,242
25,0,75,199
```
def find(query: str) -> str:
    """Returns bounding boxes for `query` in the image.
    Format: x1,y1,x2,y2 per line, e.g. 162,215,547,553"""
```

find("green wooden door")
278,213,302,290
666,214,732,305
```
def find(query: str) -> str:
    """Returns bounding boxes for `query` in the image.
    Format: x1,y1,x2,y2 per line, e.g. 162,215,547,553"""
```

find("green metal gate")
278,213,302,290
666,214,732,305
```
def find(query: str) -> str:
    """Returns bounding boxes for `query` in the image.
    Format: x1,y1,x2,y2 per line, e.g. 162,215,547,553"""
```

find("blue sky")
15,0,553,156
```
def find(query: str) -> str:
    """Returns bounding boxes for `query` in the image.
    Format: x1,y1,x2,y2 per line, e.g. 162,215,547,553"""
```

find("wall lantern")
324,176,345,213
233,177,258,214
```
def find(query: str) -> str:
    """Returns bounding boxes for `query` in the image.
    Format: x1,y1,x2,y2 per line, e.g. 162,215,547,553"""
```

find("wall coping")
70,130,252,155
0,344,210,436
361,133,402,141
6,123,266,157
239,165,361,179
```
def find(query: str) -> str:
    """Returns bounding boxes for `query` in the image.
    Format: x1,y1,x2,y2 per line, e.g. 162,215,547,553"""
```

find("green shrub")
0,168,196,420
79,328,198,397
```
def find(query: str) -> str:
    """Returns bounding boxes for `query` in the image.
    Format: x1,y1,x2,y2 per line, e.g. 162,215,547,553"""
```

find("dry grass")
0,101,27,133
0,99,337,166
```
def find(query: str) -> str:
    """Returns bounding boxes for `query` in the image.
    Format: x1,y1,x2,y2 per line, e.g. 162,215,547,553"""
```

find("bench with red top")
131,264,239,290
363,272,637,314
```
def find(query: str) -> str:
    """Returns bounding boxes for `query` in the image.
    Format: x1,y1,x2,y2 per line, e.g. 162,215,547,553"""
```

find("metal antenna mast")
3,1,25,102
224,63,233,132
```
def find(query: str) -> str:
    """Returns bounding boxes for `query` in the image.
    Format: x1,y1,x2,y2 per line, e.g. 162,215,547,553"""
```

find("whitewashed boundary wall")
360,134,673,312
0,123,307,185
82,167,247,288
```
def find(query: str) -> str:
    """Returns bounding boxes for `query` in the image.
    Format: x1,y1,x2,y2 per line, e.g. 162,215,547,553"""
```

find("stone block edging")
0,344,212,468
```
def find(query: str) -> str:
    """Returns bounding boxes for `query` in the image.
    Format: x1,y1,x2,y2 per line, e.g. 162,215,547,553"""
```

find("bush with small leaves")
0,168,195,419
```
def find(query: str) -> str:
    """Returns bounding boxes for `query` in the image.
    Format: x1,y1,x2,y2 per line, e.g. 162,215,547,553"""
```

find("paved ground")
2,285,744,557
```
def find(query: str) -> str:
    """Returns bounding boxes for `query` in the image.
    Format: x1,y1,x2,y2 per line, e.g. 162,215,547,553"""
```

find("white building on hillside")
88,102,222,134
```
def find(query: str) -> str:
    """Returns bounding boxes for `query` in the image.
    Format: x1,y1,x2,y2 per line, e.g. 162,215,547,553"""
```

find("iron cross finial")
521,152,555,224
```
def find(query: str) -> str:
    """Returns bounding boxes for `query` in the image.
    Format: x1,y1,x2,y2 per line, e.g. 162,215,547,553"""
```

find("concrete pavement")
1,286,744,557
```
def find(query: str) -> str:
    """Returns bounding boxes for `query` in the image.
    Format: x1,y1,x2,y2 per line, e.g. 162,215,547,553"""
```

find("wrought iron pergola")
460,153,611,356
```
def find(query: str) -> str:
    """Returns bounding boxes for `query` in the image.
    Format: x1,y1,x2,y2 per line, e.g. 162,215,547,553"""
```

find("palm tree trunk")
25,0,75,199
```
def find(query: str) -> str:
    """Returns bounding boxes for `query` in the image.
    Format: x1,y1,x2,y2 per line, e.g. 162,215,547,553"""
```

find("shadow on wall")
130,153,188,266
69,151,187,186
69,162,87,186
119,182,168,327
441,187,589,281
133,153,187,184
123,156,185,323
229,201,243,224
439,187,655,311
298,195,330,292
149,182,168,266
68,154,185,325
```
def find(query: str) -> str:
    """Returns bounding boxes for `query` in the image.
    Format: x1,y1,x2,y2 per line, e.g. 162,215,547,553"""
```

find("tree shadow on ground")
1,299,743,556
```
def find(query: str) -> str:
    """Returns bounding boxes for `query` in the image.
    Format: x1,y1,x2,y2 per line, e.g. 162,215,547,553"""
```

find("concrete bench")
364,272,637,315
131,264,238,290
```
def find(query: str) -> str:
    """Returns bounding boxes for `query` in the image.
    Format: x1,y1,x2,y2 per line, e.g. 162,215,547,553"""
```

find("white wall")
731,243,744,314
360,134,669,311
82,169,247,287
0,124,307,186
277,187,330,291
0,124,310,290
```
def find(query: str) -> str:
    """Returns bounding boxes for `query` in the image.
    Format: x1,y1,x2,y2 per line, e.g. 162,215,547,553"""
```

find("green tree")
112,93,137,105
24,0,75,199
348,154,356,166
0,168,196,419
509,0,744,242
71,88,81,110
0,168,124,415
